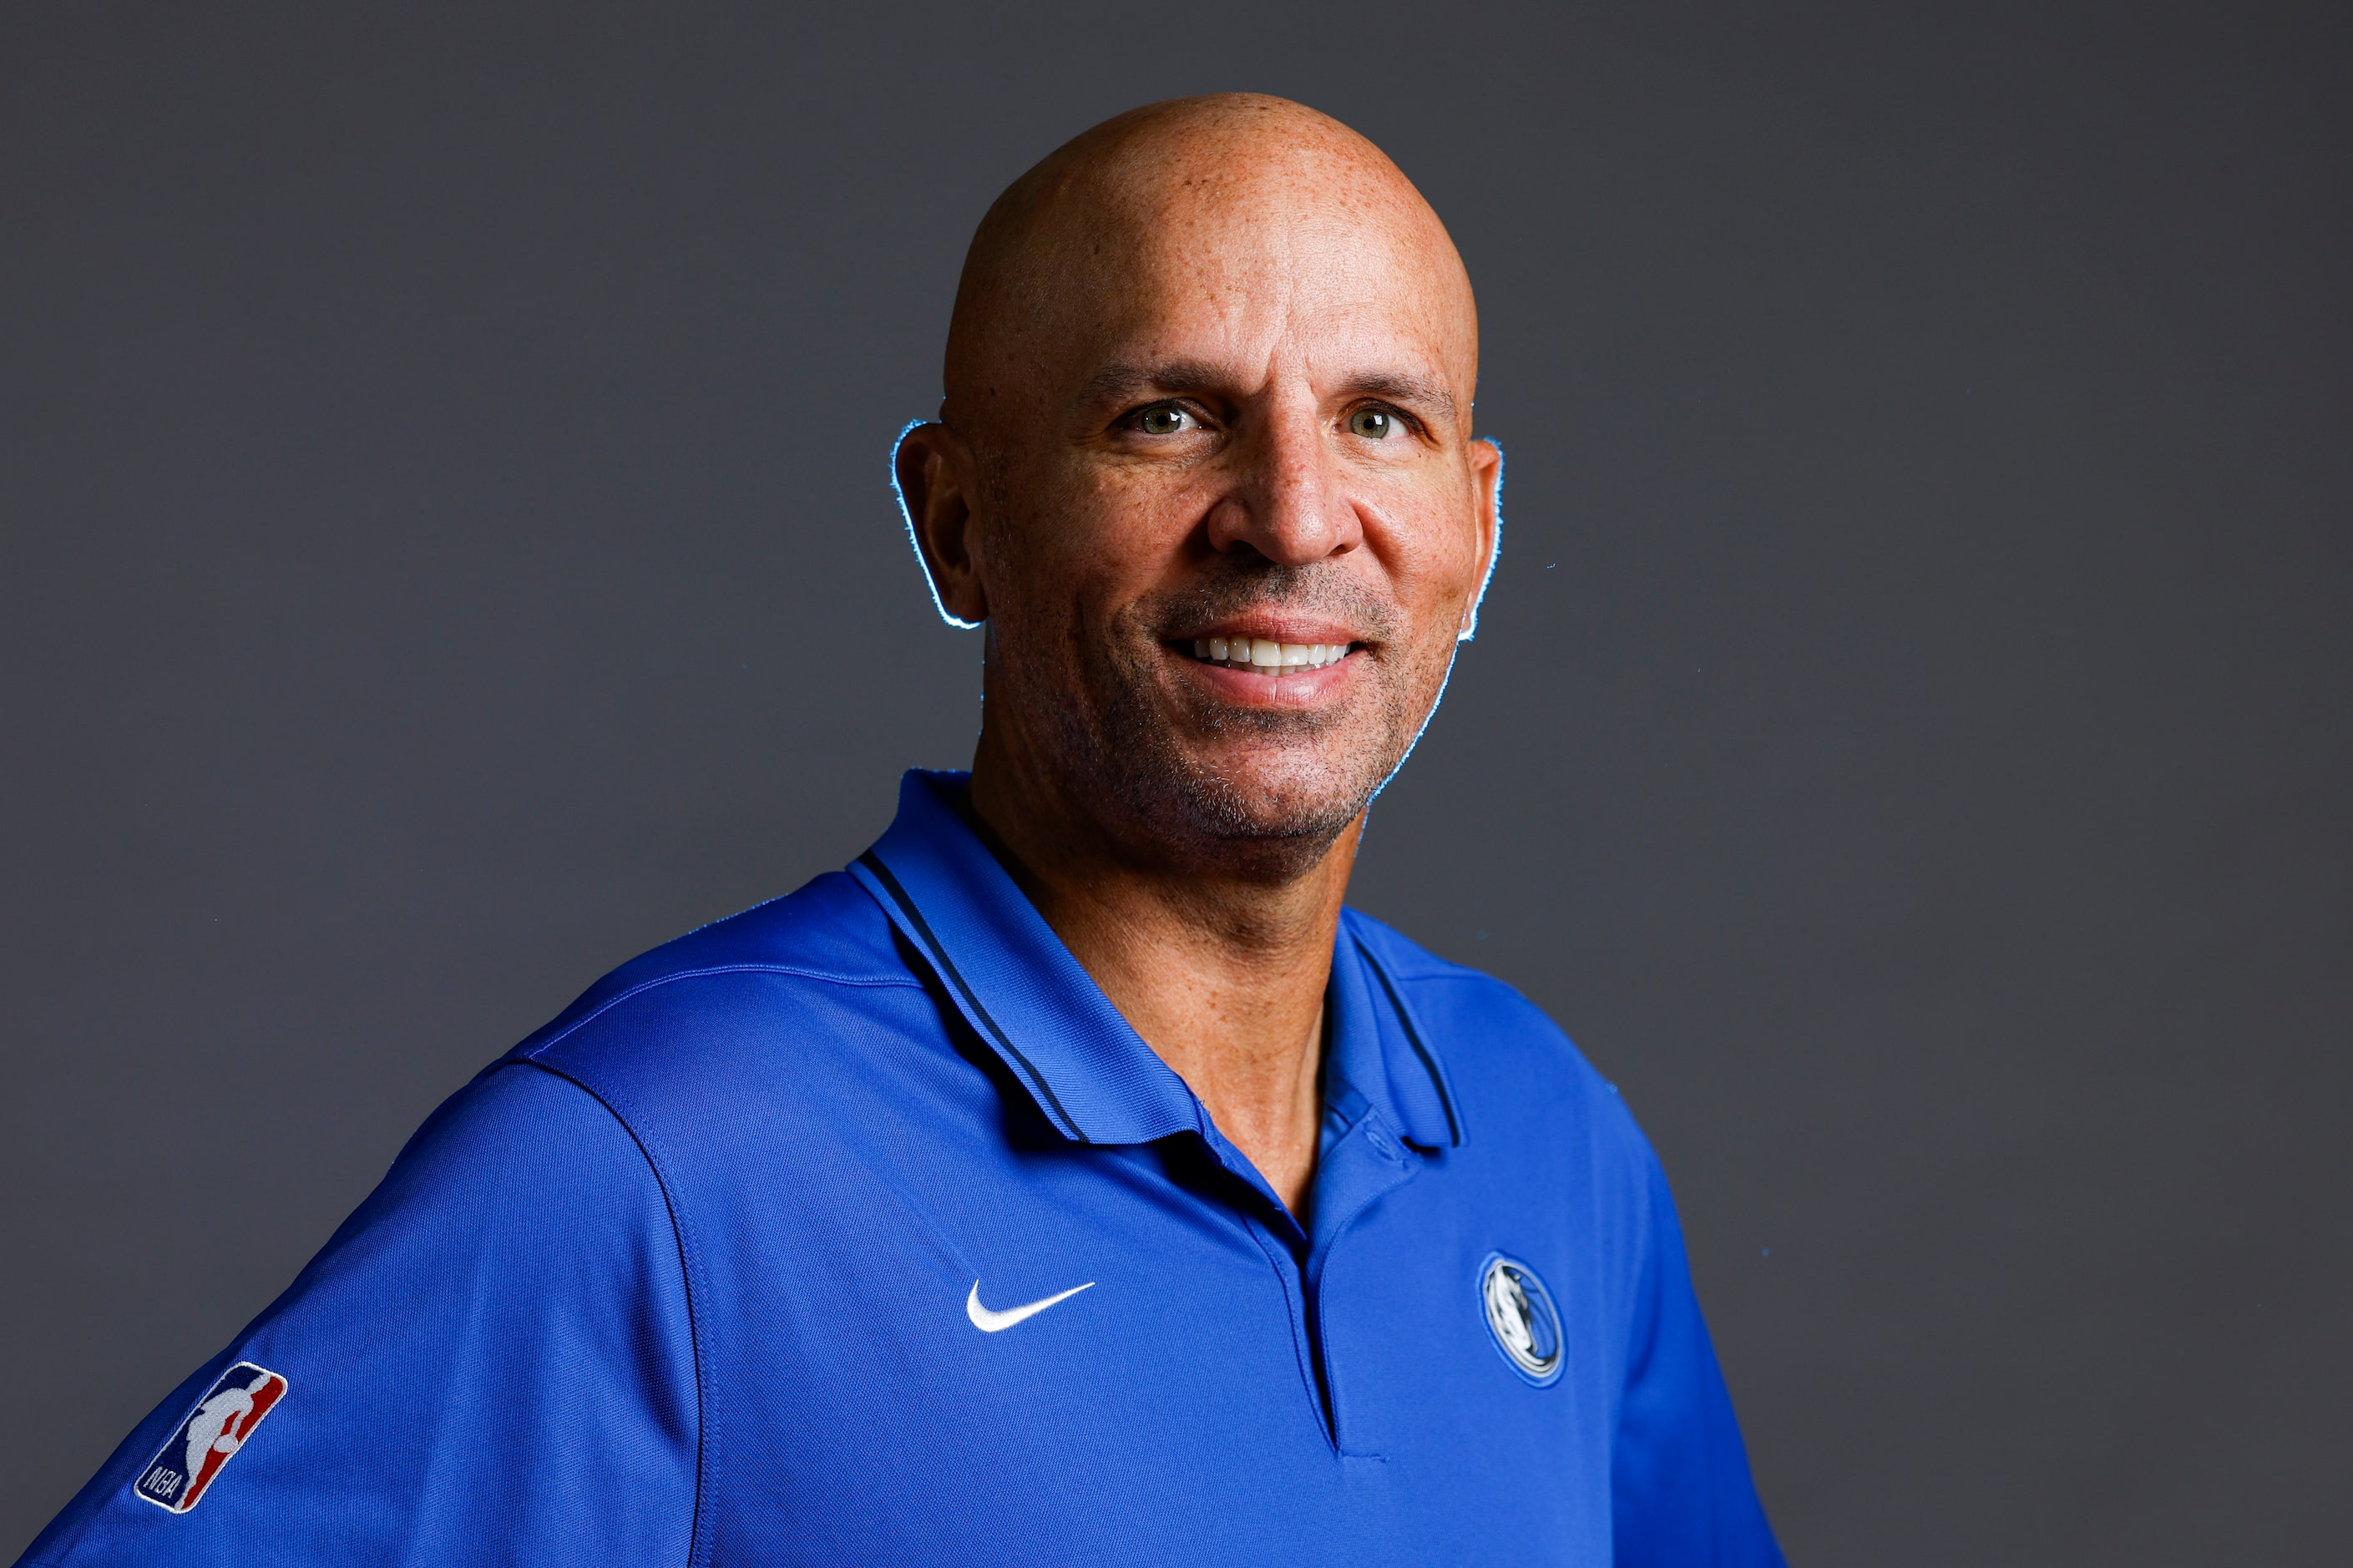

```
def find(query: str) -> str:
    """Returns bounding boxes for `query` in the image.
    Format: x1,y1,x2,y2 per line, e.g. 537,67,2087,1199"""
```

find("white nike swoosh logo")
966,1278,1094,1333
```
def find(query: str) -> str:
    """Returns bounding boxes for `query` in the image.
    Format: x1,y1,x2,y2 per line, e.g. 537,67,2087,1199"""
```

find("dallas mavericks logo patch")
133,1362,286,1513
1479,1253,1564,1386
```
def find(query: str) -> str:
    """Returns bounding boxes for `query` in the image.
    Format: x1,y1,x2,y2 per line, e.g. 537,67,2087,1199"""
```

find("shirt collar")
849,770,1460,1152
1328,908,1463,1151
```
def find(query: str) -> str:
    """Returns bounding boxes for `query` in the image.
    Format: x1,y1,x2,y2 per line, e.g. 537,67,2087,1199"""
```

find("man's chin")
1072,661,1404,874
1144,746,1379,861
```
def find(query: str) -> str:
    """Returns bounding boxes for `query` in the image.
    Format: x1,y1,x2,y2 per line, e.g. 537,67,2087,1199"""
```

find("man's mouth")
1182,636,1357,675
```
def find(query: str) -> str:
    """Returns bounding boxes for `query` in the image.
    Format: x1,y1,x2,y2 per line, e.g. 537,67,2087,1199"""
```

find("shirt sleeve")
18,1062,699,1568
1611,1143,1786,1568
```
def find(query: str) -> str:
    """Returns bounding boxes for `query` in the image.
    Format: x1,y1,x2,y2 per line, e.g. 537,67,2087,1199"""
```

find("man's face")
922,166,1499,872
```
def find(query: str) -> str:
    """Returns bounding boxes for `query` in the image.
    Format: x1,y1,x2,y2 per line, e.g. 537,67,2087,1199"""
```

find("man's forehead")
1045,208,1474,407
946,98,1475,432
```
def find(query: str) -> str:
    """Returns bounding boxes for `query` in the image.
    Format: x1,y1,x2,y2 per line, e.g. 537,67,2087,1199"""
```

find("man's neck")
965,746,1357,1220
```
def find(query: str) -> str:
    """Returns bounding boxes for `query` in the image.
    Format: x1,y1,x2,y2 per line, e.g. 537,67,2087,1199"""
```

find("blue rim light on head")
1458,435,1504,644
892,417,984,631
1369,435,1504,807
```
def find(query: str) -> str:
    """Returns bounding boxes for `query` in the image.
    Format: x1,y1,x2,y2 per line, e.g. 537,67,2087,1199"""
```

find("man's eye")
1349,407,1404,440
1137,405,1193,435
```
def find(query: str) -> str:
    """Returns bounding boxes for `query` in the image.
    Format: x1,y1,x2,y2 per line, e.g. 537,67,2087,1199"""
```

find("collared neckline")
1328,908,1463,1151
849,770,1462,1155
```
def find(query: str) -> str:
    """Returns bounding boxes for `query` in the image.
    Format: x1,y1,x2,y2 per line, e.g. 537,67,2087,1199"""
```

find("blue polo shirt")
23,770,1782,1566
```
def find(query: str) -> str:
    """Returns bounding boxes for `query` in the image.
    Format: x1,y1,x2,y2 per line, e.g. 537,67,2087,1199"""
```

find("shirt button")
1364,1124,1401,1161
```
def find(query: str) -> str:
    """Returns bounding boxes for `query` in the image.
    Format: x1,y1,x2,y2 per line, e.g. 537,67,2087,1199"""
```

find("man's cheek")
1056,502,1170,577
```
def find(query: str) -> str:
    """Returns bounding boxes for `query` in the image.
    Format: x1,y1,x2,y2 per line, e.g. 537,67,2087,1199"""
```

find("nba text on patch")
134,1362,287,1514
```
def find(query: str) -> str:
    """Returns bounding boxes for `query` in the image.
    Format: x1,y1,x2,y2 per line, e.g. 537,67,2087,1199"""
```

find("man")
22,95,1783,1565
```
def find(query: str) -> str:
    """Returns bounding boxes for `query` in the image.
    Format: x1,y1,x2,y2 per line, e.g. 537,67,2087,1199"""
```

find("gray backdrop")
5,3,2346,1562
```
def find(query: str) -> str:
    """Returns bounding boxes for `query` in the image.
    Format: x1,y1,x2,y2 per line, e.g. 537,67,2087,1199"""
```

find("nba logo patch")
132,1362,286,1514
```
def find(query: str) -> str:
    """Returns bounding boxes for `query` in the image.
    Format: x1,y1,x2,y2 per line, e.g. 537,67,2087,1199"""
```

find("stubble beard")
995,565,1444,884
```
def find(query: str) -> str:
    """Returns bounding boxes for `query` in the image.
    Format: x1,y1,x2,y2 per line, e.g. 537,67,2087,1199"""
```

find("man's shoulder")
1343,905,1572,1045
1343,908,1642,1147
589,867,912,995
503,868,924,1090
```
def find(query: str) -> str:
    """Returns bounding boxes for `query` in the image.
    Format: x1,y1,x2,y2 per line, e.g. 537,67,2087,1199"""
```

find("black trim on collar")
1356,936,1463,1148
856,849,1087,1141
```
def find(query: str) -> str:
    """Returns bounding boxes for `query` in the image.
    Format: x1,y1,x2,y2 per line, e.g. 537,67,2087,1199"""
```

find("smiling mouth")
1183,636,1357,675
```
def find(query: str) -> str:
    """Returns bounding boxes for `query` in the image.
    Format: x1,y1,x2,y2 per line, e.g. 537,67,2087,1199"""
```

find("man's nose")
1205,404,1363,565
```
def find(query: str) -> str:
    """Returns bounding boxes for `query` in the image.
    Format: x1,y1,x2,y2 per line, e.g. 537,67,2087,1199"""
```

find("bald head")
943,94,1479,445
898,95,1500,875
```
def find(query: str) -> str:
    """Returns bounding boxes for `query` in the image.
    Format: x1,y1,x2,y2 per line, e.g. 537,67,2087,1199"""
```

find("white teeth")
1190,639,1353,673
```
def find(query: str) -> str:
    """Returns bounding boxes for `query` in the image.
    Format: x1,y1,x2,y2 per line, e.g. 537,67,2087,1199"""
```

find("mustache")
1142,561,1397,643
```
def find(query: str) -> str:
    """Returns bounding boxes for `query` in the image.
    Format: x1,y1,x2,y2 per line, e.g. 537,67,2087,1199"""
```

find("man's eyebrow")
1341,372,1459,425
1079,360,1226,407
1078,362,1461,423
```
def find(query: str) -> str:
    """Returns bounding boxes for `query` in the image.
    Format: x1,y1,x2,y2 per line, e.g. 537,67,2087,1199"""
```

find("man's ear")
1459,437,1505,641
892,421,989,629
